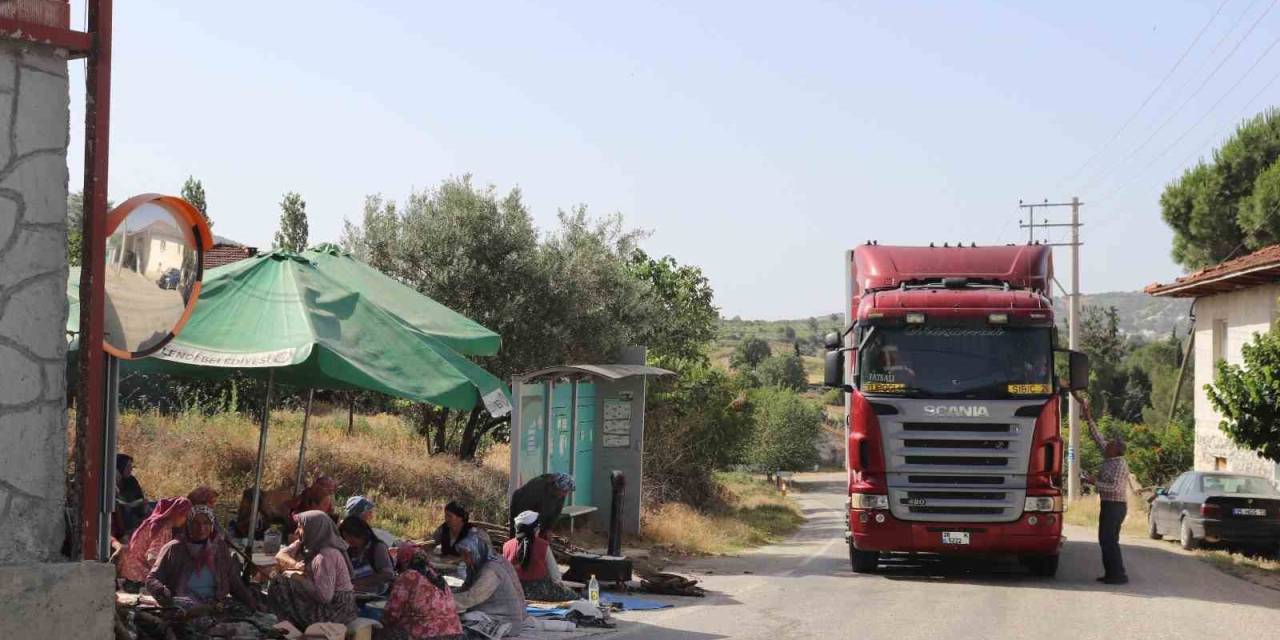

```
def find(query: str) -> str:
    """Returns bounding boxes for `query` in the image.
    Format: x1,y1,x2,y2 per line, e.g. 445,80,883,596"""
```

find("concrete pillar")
0,15,114,638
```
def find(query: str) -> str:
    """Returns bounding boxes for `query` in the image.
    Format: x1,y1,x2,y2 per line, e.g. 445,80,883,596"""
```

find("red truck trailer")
822,243,1089,577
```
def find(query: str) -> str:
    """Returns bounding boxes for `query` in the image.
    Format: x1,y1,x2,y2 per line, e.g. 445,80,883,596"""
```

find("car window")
1170,474,1190,495
1201,475,1280,495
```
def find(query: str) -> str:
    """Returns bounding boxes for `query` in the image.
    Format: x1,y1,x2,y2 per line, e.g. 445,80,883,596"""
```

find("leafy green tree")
731,337,772,370
1206,327,1280,461
67,191,115,267
628,249,718,368
273,192,309,252
645,366,754,503
746,388,823,472
1161,108,1280,269
181,176,211,228
757,355,807,391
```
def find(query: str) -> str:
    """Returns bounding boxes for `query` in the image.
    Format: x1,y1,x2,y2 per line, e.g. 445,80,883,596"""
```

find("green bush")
746,388,823,472
756,355,807,391
1206,327,1280,462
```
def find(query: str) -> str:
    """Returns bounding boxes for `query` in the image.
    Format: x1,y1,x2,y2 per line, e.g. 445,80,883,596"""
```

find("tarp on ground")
67,251,509,414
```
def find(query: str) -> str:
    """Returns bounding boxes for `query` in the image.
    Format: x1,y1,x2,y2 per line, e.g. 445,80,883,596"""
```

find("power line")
1078,0,1278,193
1060,0,1231,186
1094,29,1280,204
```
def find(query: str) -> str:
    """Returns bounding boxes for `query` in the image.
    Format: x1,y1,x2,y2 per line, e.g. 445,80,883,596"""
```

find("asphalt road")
610,472,1280,640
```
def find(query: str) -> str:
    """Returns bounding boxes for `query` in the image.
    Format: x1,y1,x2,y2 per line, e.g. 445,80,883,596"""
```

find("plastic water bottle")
263,527,282,555
588,574,600,607
457,562,468,582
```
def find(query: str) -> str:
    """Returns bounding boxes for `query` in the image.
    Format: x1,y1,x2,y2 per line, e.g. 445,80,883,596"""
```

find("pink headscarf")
121,497,192,581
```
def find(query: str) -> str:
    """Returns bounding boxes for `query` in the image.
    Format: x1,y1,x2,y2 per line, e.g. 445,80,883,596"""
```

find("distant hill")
719,291,1193,348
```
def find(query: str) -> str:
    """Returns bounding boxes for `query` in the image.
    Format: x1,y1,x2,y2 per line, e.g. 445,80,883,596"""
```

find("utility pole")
1019,197,1084,503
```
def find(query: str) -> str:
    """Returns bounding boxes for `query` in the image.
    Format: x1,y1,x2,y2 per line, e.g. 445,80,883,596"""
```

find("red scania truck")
823,243,1089,577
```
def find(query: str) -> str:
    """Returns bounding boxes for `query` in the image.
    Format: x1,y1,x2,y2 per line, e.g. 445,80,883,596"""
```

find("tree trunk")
433,408,450,455
347,394,355,436
457,408,485,460
459,412,510,460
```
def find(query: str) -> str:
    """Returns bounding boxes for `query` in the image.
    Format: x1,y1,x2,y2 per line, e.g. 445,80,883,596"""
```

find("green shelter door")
549,383,573,477
573,383,596,506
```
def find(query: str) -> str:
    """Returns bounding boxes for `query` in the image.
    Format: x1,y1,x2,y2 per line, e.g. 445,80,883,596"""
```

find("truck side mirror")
824,349,851,390
1067,350,1090,391
824,332,841,350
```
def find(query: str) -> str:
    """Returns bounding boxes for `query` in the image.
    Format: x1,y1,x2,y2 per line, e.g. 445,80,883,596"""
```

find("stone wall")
0,39,71,563
1192,284,1280,483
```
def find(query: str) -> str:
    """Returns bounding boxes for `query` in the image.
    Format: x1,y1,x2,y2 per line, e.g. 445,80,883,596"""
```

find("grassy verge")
1063,494,1149,538
640,471,804,555
104,409,510,540
1197,549,1280,591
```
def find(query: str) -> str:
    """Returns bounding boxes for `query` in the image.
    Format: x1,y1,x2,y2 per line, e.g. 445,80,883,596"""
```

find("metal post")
1068,196,1081,503
1168,303,1197,429
294,389,315,494
97,355,120,560
74,0,113,560
543,380,554,474
244,370,275,563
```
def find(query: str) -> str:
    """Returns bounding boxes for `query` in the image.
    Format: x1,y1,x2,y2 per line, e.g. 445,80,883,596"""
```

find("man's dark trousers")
1099,500,1128,579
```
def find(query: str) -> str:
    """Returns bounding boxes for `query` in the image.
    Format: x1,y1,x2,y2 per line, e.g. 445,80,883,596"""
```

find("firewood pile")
637,571,706,597
471,520,585,563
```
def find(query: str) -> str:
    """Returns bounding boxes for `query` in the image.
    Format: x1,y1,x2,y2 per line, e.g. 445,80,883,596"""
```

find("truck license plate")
942,532,970,545
1233,508,1266,516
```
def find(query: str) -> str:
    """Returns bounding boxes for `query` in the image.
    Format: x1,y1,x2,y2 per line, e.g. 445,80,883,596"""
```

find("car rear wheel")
1022,554,1059,577
1148,514,1162,540
850,544,879,573
1180,518,1198,550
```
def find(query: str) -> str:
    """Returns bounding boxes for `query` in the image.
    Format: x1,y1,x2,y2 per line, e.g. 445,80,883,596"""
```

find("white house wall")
1192,283,1280,481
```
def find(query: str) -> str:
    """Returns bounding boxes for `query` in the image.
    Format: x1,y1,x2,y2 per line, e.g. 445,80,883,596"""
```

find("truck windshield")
859,325,1052,398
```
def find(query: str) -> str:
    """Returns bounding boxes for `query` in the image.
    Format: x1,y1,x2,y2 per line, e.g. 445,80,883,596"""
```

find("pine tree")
274,192,309,252
181,176,211,228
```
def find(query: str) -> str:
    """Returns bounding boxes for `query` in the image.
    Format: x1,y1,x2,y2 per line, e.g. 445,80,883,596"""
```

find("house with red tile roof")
1147,245,1280,482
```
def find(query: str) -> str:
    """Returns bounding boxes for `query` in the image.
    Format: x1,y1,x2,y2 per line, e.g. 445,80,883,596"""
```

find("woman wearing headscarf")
146,506,260,611
338,515,395,595
433,501,488,558
374,545,464,640
119,496,192,586
452,532,527,637
112,453,149,539
268,510,359,628
508,473,575,539
501,511,578,603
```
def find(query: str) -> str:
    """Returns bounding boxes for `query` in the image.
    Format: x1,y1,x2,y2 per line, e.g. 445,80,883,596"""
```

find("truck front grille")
907,474,1005,485
908,506,1006,515
904,455,1008,466
902,422,1009,433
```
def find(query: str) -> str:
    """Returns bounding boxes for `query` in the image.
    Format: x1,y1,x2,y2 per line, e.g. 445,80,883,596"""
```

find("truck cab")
823,243,1089,577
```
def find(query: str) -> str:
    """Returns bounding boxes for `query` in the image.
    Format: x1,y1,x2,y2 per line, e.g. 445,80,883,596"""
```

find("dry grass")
1064,494,1150,538
1198,548,1280,591
641,472,803,555
107,409,510,540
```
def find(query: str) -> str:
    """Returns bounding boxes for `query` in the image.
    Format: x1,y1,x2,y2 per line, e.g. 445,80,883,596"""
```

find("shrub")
745,388,823,472
756,355,807,391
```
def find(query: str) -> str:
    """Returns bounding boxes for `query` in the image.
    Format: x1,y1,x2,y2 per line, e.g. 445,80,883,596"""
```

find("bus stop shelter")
509,361,672,536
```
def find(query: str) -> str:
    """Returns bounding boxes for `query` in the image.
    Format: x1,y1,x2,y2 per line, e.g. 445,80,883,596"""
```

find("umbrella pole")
243,370,275,579
294,389,314,495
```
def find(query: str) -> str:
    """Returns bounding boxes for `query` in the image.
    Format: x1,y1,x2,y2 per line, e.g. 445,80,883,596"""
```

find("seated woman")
268,510,359,629
145,506,260,611
112,454,149,540
451,532,527,638
375,544,464,640
432,501,488,558
338,515,395,595
118,497,192,587
346,495,397,549
502,511,578,603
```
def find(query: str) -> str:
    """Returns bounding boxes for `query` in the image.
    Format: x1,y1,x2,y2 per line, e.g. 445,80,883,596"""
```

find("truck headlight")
1024,496,1062,513
851,494,889,510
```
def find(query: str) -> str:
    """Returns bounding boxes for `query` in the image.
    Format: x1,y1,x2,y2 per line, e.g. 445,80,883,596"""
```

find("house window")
1213,319,1228,364
159,240,167,250
1214,457,1228,471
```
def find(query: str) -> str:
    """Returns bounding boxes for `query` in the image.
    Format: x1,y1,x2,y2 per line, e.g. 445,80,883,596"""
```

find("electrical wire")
1078,0,1278,194
1060,0,1231,186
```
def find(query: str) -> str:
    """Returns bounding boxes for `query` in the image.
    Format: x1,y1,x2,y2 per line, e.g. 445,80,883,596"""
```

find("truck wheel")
1023,554,1059,577
1180,519,1199,550
850,544,879,573
1148,514,1162,540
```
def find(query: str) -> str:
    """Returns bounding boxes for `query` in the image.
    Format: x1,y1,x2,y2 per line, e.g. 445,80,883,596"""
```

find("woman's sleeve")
309,553,339,603
452,566,499,611
144,543,176,604
382,573,413,627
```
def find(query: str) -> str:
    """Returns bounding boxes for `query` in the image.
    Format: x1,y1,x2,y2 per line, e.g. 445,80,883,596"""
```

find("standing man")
509,472,575,538
1075,391,1130,585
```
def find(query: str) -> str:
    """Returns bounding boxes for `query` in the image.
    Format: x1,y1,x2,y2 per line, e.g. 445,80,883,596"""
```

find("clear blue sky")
66,1,1280,319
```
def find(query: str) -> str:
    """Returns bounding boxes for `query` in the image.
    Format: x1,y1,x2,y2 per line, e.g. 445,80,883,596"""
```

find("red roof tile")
204,243,257,269
1146,244,1280,298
